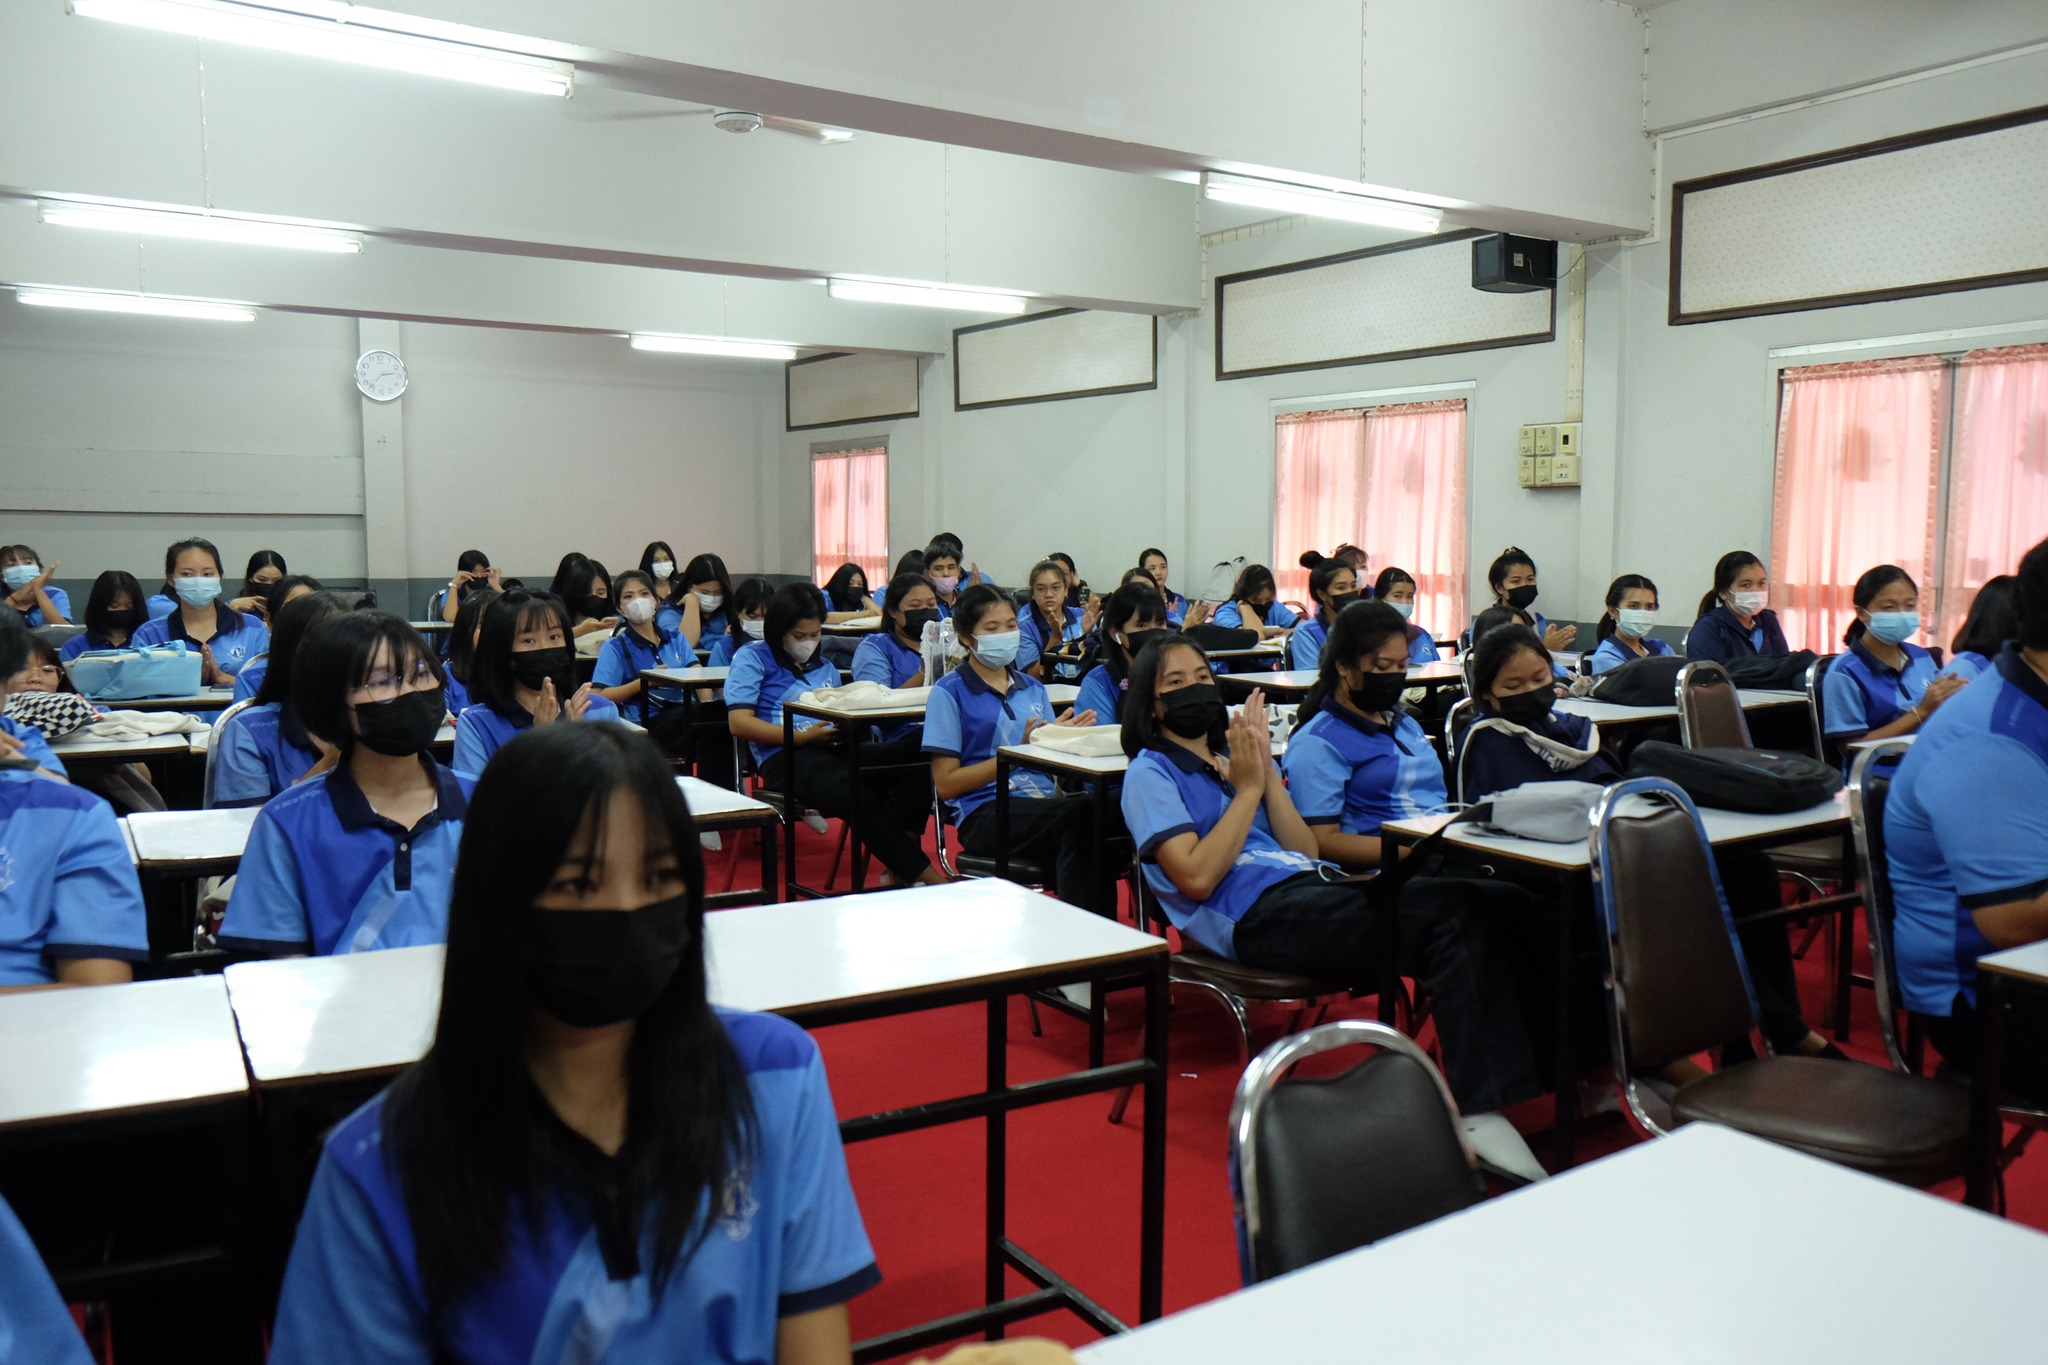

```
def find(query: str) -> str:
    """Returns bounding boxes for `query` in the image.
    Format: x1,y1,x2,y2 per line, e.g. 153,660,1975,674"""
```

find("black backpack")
1626,740,1842,814
1588,655,1688,707
1722,650,1819,690
1183,623,1259,653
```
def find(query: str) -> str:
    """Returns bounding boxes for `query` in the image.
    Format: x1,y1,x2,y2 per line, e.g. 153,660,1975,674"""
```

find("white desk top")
1045,683,1081,706
644,665,730,686
675,774,775,821
1384,790,1849,872
0,977,249,1129
790,694,927,722
117,688,237,712
49,730,194,760
1217,669,1318,693
408,620,453,633
226,881,1164,1085
124,806,262,867
1558,689,1808,726
1980,940,2048,989
822,617,883,635
1001,742,1130,778
1205,641,1288,661
1079,1124,2048,1364
1848,732,1919,753
1407,659,1465,684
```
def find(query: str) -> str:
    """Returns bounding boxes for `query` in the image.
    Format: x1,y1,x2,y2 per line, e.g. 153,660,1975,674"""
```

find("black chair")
33,623,84,649
1805,651,1841,766
1675,659,1752,750
1442,697,1481,801
1589,777,1969,1187
1229,1019,1482,1284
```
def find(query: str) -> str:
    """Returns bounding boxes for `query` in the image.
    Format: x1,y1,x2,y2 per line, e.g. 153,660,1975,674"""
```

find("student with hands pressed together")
1483,547,1574,668
1020,558,1098,681
132,536,270,683
1,544,69,627
452,591,618,779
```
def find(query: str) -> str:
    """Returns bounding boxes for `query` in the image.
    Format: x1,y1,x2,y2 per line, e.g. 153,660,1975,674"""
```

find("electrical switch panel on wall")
1517,423,1581,488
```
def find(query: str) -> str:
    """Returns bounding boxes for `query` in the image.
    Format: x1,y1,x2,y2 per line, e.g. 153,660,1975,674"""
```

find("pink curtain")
812,447,889,586
1770,358,1945,652
1939,344,2048,642
1362,399,1468,638
1273,409,1366,603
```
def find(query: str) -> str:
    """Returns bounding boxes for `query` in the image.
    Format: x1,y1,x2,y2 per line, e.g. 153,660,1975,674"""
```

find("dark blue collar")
163,602,242,643
1996,644,2048,711
958,663,1029,697
1848,636,1906,678
1150,737,1221,775
325,756,467,833
1320,699,1397,740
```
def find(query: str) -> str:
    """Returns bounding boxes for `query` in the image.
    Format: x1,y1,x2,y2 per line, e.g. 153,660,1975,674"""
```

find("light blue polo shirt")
132,603,270,677
1941,650,1993,683
1210,600,1299,631
1019,605,1087,680
922,665,1061,824
0,1192,93,1364
851,632,925,743
450,696,621,779
1884,646,2048,1015
213,702,323,808
1403,626,1442,664
271,1010,879,1365
1074,664,1123,729
1287,616,1328,671
219,759,473,956
11,585,71,629
59,630,117,663
232,656,269,703
1588,634,1675,675
1283,704,1449,835
0,769,149,985
1823,639,1940,736
145,591,178,621
592,627,693,725
1120,742,1322,961
1162,590,1189,626
2,715,66,778
723,642,841,766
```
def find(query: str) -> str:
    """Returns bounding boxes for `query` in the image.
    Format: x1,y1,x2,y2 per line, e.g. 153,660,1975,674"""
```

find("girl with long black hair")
213,590,352,807
1073,580,1170,728
1943,574,2020,682
1209,563,1298,640
675,553,737,648
452,592,618,778
1287,554,1359,671
58,570,147,662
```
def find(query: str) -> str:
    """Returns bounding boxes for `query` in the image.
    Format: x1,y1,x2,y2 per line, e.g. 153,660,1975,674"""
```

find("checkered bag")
4,690,99,740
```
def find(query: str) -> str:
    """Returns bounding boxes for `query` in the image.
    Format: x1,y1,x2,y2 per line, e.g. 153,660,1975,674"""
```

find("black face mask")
1348,671,1408,714
899,608,939,641
352,687,446,757
1159,683,1226,739
103,608,144,633
509,646,573,691
1505,584,1540,611
582,596,612,621
1495,687,1556,729
1325,592,1362,619
524,895,694,1028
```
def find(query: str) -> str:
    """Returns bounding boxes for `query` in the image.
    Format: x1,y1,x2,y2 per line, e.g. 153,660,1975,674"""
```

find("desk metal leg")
780,713,800,900
1139,954,1168,1321
1968,973,2006,1211
985,993,1009,1337
760,817,779,902
1552,878,1579,1169
995,752,1013,881
1833,832,1856,1043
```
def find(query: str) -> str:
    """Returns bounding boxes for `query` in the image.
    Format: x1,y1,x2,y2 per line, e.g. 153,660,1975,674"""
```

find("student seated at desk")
1481,546,1574,655
730,584,942,888
1371,567,1442,664
1287,554,1359,671
1456,623,1841,1063
926,585,1109,913
1074,581,1170,728
132,537,269,682
674,553,737,648
592,570,694,730
429,549,498,625
1821,565,1959,759
933,531,995,588
234,574,324,702
1,543,69,627
638,539,681,627
1942,575,2019,683
1687,550,1790,663
227,548,287,622
1120,632,1547,1180
452,592,618,779
59,570,146,662
1588,574,1676,675
8,633,165,812
214,591,351,808
1020,559,1097,682
270,724,881,1363
1886,537,2048,1101
851,574,938,745
552,555,621,657
222,613,469,956
439,586,496,720
821,562,881,623
0,626,67,780
1209,563,1298,640
921,541,970,620
1139,547,1207,627
706,578,773,668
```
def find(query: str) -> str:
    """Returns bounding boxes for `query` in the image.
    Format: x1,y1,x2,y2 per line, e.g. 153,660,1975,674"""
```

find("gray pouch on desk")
1475,780,1607,843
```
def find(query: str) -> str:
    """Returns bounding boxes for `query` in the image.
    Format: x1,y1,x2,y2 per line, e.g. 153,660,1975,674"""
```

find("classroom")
4,1,2048,1361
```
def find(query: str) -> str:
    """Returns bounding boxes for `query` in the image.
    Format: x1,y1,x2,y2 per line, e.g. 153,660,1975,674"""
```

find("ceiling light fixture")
39,201,363,253
827,279,1029,314
1202,173,1443,234
15,287,257,321
69,0,575,97
629,333,799,361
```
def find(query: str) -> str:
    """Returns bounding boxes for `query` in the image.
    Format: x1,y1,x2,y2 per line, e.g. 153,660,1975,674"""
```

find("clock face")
355,349,407,402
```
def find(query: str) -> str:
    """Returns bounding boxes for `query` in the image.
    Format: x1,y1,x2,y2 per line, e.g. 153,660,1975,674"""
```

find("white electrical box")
1518,423,1581,488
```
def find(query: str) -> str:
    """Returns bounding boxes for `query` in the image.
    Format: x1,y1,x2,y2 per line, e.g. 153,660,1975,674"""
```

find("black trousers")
761,740,931,884
959,792,1113,916
1231,870,1547,1116
1715,848,1818,1054
1922,990,2048,1107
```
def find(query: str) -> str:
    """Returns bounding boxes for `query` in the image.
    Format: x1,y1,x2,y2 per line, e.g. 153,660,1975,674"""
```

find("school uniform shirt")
1283,705,1449,836
1074,663,1124,730
1209,600,1300,631
219,759,472,956
0,1192,94,1365
1941,650,1993,683
0,769,149,985
145,590,178,621
851,632,925,742
1019,606,1088,680
271,1010,880,1365
131,603,270,677
213,702,323,808
723,641,841,767
1287,615,1329,671
60,629,120,662
441,670,471,721
233,654,270,703
451,695,622,779
1456,711,1618,800
1161,590,1190,625
654,598,684,636
592,628,693,725
707,631,757,668
10,584,71,628
1822,640,1939,739
1402,626,1442,665
921,666,1061,824
1588,634,1676,675
1120,742,1323,961
2,714,66,778
1686,605,1790,664
1883,645,2048,1016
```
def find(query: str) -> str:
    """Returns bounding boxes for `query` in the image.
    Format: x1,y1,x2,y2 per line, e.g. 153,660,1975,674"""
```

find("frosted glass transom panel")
787,352,920,430
954,309,1156,409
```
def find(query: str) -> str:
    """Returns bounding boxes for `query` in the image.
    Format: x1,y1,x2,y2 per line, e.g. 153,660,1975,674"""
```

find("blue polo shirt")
132,603,269,677
450,695,621,779
1588,634,1676,675
11,585,71,628
220,759,473,956
1884,646,2048,1015
1020,606,1087,680
1121,742,1322,961
1687,605,1790,664
1162,590,1189,625
213,702,323,808
851,632,925,742
0,1192,93,1364
723,642,840,766
60,629,127,662
272,1010,879,1365
441,671,470,720
232,655,269,703
922,665,1060,824
1074,663,1124,729
708,630,764,668
1823,639,1939,737
145,591,178,621
1287,616,1329,671
592,627,693,725
1210,600,1299,631
2,715,66,778
1402,626,1442,665
1941,650,1993,683
0,769,149,984
1283,704,1449,835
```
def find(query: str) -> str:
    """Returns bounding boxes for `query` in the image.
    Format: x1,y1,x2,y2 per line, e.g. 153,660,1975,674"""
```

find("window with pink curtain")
811,445,888,587
1770,358,1945,652
1273,400,1467,631
1939,343,2048,643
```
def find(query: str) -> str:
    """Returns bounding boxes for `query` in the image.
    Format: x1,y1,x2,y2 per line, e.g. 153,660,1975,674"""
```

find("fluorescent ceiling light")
630,334,799,361
40,202,362,253
15,287,257,321
70,0,575,97
1203,173,1442,234
827,279,1029,314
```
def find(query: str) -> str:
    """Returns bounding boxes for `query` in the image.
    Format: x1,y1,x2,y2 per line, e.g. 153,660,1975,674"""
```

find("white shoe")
802,812,830,835
699,832,723,852
1461,1112,1548,1184
1058,982,1094,1009
876,870,898,888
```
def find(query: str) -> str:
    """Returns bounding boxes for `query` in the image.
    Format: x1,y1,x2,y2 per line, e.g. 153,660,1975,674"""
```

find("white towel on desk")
1024,726,1124,758
77,710,210,742
800,682,931,711
837,615,884,630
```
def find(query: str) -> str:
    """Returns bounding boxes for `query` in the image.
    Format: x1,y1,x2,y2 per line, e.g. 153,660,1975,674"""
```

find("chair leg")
1026,996,1043,1038
824,824,849,891
1791,919,1827,961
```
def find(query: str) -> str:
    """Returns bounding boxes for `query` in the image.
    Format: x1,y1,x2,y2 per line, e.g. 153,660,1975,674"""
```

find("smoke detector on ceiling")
712,110,765,134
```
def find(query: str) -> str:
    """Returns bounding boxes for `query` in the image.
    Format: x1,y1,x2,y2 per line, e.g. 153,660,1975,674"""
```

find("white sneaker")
699,832,723,852
1461,1112,1549,1184
1058,982,1094,1009
802,812,830,835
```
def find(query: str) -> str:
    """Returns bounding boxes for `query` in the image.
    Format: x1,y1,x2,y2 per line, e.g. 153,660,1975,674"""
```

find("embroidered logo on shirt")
0,845,12,895
720,1172,759,1241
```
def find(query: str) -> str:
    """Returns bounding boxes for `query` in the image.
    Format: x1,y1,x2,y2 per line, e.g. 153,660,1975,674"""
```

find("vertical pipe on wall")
357,318,411,612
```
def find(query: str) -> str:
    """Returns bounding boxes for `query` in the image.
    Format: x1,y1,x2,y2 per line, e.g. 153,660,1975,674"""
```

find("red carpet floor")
719,818,2048,1361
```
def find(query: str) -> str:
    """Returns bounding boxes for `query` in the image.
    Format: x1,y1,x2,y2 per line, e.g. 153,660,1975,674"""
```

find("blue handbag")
65,642,204,701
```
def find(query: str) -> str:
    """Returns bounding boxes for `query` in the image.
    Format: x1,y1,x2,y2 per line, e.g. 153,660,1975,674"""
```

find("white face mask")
694,591,724,612
650,560,674,580
740,617,766,639
930,574,960,595
1730,590,1768,617
621,597,657,625
785,636,819,663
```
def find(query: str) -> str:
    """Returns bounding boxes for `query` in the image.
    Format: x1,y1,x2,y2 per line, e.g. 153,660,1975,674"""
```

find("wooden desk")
1970,940,2048,1206
1078,1124,2048,1364
676,775,780,907
0,977,247,1129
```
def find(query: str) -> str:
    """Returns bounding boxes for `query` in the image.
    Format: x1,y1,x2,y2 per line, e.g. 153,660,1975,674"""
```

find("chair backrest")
1589,779,1758,1123
1443,699,1479,801
201,698,258,809
1849,738,1916,1074
33,623,84,649
1230,1019,1481,1285
1676,659,1752,750
1805,652,1838,763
